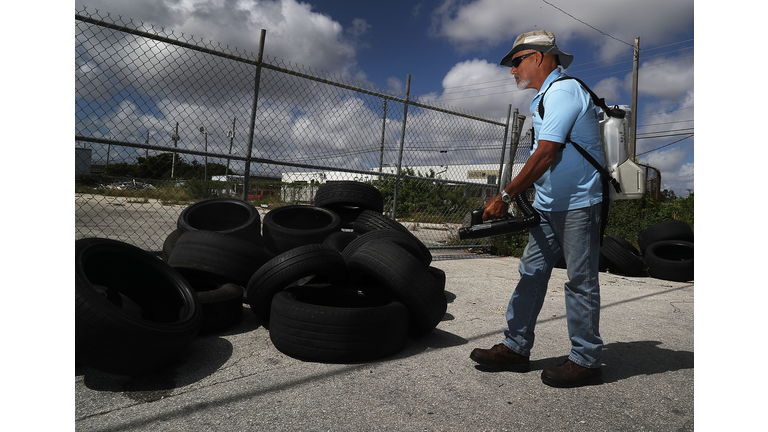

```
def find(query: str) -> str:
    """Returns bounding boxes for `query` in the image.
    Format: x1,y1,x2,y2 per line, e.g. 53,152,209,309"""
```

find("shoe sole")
540,372,603,388
469,353,530,373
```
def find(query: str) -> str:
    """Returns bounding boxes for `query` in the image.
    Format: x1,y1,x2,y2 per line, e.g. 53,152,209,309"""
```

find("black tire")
611,234,642,256
262,205,342,254
428,266,446,291
342,229,432,267
352,210,432,266
638,220,694,255
323,231,360,253
269,284,409,363
600,234,646,276
645,240,694,282
247,244,348,325
177,198,262,244
345,239,446,338
75,238,203,376
187,281,244,333
168,230,275,287
162,229,182,261
314,181,384,228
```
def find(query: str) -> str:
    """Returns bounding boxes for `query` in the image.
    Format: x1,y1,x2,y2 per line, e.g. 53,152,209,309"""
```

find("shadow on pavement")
76,336,234,401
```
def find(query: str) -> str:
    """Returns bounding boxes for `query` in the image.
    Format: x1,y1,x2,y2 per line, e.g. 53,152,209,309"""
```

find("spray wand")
457,192,540,240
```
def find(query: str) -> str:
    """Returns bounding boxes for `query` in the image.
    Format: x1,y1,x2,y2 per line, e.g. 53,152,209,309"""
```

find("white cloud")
76,0,362,76
430,0,693,61
592,77,622,105
347,18,371,38
387,76,404,93
434,58,532,119
632,56,694,101
643,151,694,196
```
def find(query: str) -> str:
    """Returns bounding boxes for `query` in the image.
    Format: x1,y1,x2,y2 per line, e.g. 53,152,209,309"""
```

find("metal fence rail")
75,8,530,253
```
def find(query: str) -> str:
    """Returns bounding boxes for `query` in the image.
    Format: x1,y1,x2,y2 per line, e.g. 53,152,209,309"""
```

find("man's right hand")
483,194,509,221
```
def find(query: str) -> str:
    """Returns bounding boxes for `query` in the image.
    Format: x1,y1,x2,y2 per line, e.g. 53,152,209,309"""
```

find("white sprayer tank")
599,105,645,200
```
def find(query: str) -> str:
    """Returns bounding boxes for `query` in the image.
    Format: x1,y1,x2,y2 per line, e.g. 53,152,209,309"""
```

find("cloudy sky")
75,0,694,196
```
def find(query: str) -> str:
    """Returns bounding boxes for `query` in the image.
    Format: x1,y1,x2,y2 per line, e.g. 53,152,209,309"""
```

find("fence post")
243,29,266,201
226,116,236,179
497,105,512,192
391,74,411,220
500,112,526,191
378,99,388,173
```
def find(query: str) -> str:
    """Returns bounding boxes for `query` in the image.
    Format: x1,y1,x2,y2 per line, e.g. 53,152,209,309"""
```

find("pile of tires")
599,220,693,282
77,183,446,373
247,181,446,363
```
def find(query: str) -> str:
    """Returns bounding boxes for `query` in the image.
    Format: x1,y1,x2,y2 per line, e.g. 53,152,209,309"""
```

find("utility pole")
630,36,640,159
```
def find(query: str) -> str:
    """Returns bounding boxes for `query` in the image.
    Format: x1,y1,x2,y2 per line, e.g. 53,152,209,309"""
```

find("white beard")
514,75,531,90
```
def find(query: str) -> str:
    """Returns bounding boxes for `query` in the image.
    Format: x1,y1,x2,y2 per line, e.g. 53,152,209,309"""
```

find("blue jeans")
502,203,603,368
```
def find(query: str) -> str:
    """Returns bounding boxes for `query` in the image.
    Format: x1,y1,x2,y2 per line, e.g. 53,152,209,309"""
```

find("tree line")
102,152,228,179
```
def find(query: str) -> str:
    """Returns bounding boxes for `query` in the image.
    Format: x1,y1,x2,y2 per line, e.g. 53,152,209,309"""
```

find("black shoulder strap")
536,75,624,245
537,75,622,194
570,142,622,194
538,76,626,120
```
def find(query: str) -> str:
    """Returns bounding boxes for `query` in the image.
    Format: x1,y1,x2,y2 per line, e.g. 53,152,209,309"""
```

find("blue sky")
75,0,694,196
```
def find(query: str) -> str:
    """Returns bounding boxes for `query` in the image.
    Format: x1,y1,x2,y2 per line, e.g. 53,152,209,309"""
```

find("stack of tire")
599,220,693,282
247,181,446,363
165,198,275,332
76,182,446,374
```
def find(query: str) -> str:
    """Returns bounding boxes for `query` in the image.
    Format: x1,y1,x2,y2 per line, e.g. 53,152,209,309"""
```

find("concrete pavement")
75,251,693,431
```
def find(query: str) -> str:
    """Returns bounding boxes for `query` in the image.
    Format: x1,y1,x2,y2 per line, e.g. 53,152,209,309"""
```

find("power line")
637,119,693,128
642,38,693,53
636,130,694,139
539,0,635,48
638,103,694,118
637,134,693,155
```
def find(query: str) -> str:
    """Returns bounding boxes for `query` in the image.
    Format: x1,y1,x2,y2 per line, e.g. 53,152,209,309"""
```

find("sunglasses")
509,52,537,68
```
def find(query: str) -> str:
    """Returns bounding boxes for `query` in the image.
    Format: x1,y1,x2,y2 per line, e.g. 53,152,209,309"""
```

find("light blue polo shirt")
529,69,604,212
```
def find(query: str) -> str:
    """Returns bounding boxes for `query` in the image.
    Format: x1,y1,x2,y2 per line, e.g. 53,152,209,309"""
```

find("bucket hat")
500,30,573,69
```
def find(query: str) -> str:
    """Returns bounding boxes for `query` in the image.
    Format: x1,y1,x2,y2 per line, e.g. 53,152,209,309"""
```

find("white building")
279,163,525,202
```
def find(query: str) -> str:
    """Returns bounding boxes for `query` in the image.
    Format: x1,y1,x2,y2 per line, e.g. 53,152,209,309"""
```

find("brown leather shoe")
541,359,602,388
470,344,530,372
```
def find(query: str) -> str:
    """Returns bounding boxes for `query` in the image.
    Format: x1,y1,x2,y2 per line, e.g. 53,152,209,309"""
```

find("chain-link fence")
75,8,531,254
639,163,662,200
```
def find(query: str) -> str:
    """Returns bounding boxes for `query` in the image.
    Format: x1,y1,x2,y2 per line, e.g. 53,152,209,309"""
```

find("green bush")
605,193,694,250
374,167,485,223
488,229,530,257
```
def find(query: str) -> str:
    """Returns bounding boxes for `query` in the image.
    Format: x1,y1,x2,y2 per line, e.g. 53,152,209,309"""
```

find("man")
469,30,605,388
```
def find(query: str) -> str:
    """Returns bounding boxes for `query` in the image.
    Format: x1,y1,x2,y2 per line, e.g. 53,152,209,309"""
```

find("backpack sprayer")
458,78,645,240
